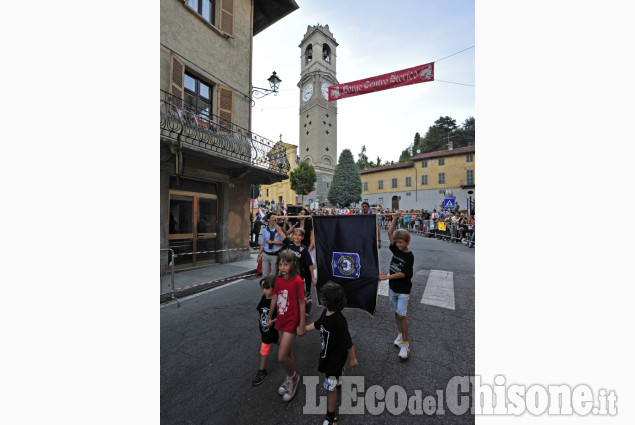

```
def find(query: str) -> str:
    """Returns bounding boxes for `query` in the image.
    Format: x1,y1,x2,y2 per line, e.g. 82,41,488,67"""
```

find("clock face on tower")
321,83,329,100
302,83,313,102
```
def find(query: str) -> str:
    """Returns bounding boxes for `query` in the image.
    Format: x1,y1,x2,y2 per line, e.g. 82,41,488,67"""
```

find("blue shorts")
389,288,409,316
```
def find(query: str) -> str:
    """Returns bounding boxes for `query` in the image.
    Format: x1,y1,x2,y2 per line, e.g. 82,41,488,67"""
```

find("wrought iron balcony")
160,89,290,174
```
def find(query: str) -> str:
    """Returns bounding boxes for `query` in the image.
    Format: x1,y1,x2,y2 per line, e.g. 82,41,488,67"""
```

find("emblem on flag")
332,252,361,279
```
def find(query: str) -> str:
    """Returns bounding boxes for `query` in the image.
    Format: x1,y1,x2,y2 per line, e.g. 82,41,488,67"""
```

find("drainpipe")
414,161,417,202
248,0,254,135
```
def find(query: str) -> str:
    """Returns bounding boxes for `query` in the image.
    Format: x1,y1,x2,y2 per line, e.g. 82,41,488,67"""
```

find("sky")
251,0,474,164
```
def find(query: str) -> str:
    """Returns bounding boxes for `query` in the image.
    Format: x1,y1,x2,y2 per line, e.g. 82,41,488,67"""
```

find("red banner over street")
328,62,434,102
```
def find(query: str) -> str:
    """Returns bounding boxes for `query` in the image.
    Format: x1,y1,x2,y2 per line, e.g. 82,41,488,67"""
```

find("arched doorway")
392,195,399,210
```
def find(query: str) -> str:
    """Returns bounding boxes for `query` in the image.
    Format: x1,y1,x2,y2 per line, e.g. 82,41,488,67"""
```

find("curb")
160,269,260,303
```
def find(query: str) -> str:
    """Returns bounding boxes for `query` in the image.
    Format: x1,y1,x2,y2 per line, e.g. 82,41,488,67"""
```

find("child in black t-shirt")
299,282,358,425
252,276,279,386
379,211,415,360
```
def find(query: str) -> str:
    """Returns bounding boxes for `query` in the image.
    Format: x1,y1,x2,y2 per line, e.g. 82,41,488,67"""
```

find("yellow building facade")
257,141,300,208
360,146,475,212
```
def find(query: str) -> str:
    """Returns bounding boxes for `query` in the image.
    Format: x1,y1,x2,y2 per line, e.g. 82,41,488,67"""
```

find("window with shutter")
169,54,185,109
219,0,234,37
218,85,234,133
186,0,216,25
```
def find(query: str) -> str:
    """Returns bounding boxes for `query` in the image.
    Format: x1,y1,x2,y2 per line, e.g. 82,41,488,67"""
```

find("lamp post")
251,71,282,106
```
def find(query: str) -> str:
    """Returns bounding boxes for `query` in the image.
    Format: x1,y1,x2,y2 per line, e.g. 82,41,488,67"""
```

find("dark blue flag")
313,215,379,315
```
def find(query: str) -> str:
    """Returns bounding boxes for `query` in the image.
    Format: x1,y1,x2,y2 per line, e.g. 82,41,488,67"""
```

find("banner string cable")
432,45,476,86
434,45,475,63
435,79,475,87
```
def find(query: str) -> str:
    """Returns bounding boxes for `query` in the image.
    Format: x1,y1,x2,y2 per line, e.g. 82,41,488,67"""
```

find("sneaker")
322,414,338,425
282,372,300,402
252,369,268,386
399,343,410,359
393,333,403,347
306,298,312,315
278,375,292,395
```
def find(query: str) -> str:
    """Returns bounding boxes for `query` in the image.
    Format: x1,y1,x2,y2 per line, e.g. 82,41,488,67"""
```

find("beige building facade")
160,0,299,271
359,146,475,212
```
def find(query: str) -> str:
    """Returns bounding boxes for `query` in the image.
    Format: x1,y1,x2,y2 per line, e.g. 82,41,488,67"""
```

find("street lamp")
251,71,282,105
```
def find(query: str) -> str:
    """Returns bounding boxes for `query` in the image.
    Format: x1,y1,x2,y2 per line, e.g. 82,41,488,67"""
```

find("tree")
453,116,475,148
356,145,371,170
289,160,317,205
328,149,362,207
398,143,414,162
418,116,458,153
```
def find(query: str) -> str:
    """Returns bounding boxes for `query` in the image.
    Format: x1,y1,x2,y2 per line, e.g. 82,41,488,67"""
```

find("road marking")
420,270,455,310
378,279,389,296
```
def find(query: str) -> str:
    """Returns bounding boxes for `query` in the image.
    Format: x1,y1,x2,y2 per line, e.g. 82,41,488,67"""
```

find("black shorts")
319,353,347,378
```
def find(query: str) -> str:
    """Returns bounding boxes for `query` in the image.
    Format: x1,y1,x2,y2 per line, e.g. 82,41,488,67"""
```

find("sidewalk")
160,247,260,303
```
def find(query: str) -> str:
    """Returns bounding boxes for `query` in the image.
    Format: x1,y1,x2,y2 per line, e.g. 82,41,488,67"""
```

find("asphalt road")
161,226,475,425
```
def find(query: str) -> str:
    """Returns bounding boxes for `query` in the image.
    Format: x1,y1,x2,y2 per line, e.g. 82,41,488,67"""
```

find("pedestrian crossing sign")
443,198,455,209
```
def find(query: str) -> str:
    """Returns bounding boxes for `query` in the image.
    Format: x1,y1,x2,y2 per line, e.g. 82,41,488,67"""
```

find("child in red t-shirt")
266,250,306,402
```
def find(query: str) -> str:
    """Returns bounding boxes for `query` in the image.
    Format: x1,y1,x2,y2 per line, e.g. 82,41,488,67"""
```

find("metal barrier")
161,245,261,305
160,248,180,307
411,219,475,247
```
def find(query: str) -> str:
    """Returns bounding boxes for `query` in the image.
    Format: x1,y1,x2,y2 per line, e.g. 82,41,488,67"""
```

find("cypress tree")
327,149,362,207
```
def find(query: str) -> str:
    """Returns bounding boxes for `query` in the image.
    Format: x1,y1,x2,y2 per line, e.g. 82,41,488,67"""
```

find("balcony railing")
160,89,290,174
460,179,475,187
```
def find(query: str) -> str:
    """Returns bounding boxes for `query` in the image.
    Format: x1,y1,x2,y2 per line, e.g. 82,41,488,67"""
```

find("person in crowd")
359,201,381,249
299,282,358,425
442,211,452,241
451,211,461,243
266,250,306,402
467,215,475,248
384,209,392,230
257,212,286,277
252,276,279,386
402,212,410,230
422,210,431,236
431,209,439,238
458,212,468,243
379,211,415,360
250,211,262,247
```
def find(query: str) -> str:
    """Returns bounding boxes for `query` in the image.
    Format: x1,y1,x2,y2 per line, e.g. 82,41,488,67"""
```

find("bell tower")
298,24,338,207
